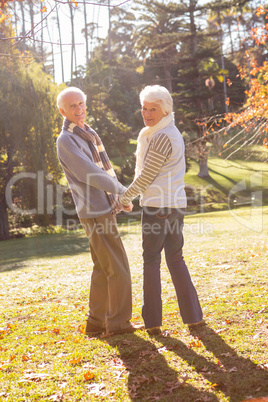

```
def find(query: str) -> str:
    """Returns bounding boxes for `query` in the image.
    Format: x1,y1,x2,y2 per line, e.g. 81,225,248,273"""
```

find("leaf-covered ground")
0,207,268,401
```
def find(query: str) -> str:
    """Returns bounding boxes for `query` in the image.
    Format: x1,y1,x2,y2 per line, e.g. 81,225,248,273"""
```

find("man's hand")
121,201,133,212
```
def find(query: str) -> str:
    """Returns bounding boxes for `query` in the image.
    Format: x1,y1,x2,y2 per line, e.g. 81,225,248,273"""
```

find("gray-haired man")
56,86,142,336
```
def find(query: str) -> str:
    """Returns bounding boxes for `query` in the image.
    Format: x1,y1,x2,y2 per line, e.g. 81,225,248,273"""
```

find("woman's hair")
139,85,173,114
57,87,87,109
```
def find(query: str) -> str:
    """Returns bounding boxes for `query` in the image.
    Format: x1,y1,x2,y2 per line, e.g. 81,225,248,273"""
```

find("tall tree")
56,4,65,83
71,59,133,160
0,20,62,240
210,5,268,159
68,0,77,81
27,0,35,53
83,0,89,65
171,0,220,177
133,0,185,92
19,0,26,52
92,7,142,130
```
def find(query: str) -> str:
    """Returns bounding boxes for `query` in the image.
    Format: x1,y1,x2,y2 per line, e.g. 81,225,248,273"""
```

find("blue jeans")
141,207,203,328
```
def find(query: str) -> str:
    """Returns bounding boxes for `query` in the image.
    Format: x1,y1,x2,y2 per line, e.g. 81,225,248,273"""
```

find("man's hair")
57,87,87,109
139,85,173,115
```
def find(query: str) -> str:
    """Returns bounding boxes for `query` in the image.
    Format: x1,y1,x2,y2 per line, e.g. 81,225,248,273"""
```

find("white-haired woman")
120,85,203,335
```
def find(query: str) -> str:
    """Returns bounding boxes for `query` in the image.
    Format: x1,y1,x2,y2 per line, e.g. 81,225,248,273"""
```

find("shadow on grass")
203,167,237,195
0,233,90,273
155,325,268,402
0,229,134,273
105,333,218,401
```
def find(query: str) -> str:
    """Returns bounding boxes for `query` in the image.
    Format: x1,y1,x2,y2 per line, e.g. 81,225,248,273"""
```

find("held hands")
121,201,133,212
116,194,133,214
112,200,133,214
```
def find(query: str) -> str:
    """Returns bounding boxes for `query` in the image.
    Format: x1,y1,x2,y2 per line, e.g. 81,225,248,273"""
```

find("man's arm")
119,133,172,205
57,133,126,194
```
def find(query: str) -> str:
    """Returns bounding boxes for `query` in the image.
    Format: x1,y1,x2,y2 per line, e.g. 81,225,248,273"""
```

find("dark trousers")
141,207,203,328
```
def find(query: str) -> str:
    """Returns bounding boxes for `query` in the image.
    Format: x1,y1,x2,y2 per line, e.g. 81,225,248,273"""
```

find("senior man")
56,86,141,337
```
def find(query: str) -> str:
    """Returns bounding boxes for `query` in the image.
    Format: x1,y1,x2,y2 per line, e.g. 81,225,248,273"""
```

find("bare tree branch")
13,3,58,46
53,0,132,7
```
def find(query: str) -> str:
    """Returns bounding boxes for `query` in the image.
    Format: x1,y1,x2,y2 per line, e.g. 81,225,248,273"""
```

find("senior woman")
120,85,203,335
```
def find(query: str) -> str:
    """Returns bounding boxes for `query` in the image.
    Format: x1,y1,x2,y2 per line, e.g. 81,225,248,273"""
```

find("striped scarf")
63,119,120,213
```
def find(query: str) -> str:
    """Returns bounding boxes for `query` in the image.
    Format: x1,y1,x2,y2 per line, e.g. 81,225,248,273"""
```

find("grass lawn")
0,207,268,401
183,157,268,213
112,146,268,212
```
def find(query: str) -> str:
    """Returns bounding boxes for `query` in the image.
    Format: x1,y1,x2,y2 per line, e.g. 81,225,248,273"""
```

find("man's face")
59,92,86,128
141,101,166,127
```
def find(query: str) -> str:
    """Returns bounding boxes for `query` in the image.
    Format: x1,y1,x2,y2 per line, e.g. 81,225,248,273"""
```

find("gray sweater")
57,129,126,218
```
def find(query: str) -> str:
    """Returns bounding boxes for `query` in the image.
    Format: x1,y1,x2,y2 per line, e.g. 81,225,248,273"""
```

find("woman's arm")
120,133,172,205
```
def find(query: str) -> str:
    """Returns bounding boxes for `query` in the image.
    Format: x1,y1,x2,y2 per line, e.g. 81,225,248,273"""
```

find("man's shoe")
146,327,161,336
105,323,144,336
188,320,206,330
85,321,105,336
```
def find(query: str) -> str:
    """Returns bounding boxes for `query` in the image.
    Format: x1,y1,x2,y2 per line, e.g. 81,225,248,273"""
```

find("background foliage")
0,0,267,239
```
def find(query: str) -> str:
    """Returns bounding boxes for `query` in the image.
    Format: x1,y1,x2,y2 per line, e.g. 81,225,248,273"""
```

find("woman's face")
141,101,166,127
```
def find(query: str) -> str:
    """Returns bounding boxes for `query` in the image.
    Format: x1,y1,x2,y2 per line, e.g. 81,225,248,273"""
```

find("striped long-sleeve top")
120,133,172,206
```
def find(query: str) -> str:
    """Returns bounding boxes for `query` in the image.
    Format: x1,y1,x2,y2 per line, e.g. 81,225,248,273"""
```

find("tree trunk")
198,159,209,177
28,0,35,53
163,62,172,92
228,21,234,58
83,0,89,64
217,11,228,114
108,0,111,63
20,1,26,52
13,0,18,37
69,2,75,80
0,199,9,241
56,5,65,83
46,23,55,80
40,9,44,61
189,0,209,178
197,140,209,177
0,147,14,240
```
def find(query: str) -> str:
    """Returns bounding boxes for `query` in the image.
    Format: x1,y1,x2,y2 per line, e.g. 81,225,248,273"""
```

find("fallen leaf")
69,356,81,365
77,324,85,334
122,340,131,346
165,379,183,394
139,349,157,358
229,367,238,372
187,340,202,348
22,355,31,361
111,358,124,367
223,319,232,324
84,370,95,381
135,375,150,384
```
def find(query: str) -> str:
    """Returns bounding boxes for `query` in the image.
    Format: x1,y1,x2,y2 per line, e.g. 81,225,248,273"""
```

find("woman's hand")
120,201,133,212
